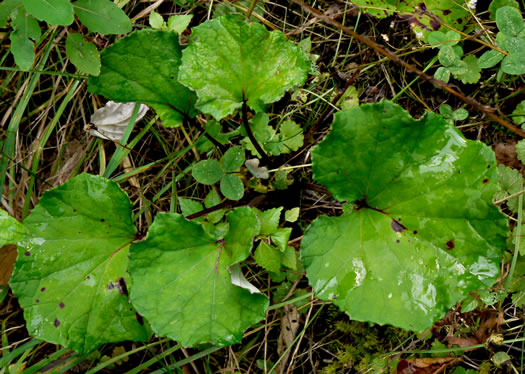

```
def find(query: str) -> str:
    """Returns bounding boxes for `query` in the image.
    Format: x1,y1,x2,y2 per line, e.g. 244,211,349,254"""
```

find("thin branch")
242,100,271,164
291,0,525,138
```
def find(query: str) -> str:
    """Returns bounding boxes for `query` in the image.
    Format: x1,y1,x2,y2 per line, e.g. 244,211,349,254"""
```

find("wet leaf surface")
301,101,507,331
9,174,149,354
178,15,310,120
129,207,268,347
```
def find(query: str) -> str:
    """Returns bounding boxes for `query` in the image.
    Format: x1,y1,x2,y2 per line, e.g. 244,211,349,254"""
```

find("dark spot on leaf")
458,170,462,174
396,240,400,243
24,251,30,256
419,2,426,11
73,209,77,213
54,318,60,327
136,313,144,325
193,37,198,42
487,165,491,169
457,18,463,24
430,19,440,30
41,287,46,292
100,218,105,222
87,276,91,280
413,230,418,234
332,295,337,299
482,178,489,184
443,9,451,15
59,302,65,308
446,240,455,250
108,282,114,290
36,299,40,303
391,220,406,233
117,278,129,296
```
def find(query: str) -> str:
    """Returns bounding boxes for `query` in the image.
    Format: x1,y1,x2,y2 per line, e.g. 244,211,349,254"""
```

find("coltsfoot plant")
3,14,510,354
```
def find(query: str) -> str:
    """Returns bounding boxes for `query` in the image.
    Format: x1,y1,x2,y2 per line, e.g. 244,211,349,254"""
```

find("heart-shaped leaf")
88,30,197,128
178,15,310,120
301,101,507,331
129,207,268,347
9,174,150,354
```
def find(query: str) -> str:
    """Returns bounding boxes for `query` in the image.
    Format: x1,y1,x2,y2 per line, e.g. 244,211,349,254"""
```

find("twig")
291,0,525,138
241,100,271,164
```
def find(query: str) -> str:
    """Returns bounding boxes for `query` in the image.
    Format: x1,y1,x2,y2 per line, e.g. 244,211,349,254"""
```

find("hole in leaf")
24,252,30,256
446,240,455,250
41,287,46,292
482,178,489,184
54,319,60,327
59,302,65,308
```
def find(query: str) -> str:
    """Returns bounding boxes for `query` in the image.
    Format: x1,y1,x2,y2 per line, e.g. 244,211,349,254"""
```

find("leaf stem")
241,100,271,165
186,117,227,153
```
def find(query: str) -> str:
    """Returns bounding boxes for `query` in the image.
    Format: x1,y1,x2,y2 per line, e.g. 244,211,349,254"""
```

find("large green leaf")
129,207,268,347
301,101,507,332
178,15,310,120
88,30,197,128
9,174,149,354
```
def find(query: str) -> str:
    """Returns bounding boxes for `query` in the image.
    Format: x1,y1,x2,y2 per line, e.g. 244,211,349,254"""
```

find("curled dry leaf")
89,101,149,141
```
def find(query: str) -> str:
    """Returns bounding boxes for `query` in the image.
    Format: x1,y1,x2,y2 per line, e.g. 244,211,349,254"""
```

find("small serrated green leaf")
220,174,244,201
515,140,525,164
478,49,505,68
192,159,224,185
177,197,203,218
434,67,450,83
284,207,300,223
204,189,225,224
257,207,283,235
452,55,481,84
74,0,132,35
149,11,165,29
496,6,523,36
167,14,192,34
511,100,525,127
24,0,73,25
271,227,292,253
495,164,523,213
254,241,282,273
221,146,245,172
280,120,304,153
66,33,101,75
